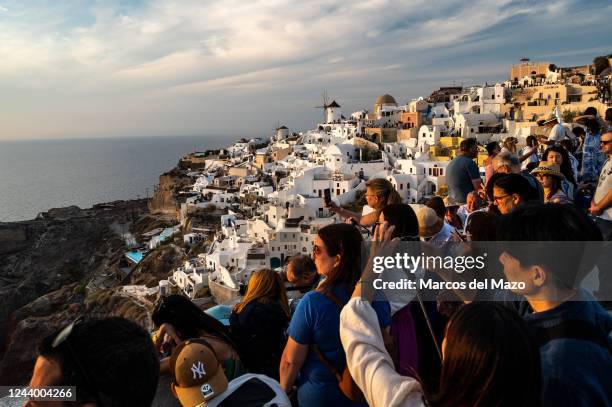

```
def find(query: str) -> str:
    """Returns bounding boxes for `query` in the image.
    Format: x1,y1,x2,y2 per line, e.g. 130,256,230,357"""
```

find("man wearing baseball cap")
412,204,461,243
170,339,290,407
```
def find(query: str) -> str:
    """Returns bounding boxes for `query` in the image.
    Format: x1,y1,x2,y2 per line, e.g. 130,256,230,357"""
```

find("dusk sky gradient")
0,0,611,140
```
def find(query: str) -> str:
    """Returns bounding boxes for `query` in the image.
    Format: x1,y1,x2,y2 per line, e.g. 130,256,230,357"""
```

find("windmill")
272,121,289,141
314,90,331,124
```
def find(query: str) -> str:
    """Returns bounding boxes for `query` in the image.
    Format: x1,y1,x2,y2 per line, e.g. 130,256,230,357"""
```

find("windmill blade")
315,90,330,123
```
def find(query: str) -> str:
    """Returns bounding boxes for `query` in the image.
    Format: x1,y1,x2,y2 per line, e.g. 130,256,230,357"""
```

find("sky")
0,0,610,140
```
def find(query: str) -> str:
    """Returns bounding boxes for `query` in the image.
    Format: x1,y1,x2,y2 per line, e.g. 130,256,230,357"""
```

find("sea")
0,134,236,222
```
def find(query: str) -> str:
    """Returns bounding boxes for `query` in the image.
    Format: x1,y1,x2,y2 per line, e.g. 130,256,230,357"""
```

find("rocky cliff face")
0,200,150,384
129,244,187,286
148,171,193,217
0,282,157,385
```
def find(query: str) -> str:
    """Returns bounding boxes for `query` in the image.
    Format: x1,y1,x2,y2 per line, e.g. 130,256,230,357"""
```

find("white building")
184,233,206,246
418,125,451,146
453,85,507,115
170,257,210,299
408,98,429,113
454,113,503,141
393,158,450,201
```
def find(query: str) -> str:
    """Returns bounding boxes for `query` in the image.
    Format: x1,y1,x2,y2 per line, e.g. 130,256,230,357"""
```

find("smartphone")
323,188,332,207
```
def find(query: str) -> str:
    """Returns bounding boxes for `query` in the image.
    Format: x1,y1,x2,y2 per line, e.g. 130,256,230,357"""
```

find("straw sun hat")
530,161,565,179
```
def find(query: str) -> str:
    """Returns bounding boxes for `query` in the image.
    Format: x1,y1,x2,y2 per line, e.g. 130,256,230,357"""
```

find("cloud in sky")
0,0,610,139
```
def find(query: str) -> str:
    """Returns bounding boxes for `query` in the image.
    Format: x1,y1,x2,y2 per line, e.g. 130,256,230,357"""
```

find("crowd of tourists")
24,107,612,406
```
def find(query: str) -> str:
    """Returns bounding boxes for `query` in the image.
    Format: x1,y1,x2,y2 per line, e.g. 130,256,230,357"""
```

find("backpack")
310,290,396,403
207,374,291,407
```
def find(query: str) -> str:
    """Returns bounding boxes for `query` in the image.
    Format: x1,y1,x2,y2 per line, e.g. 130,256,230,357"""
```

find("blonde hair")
365,178,403,208
233,269,289,316
502,138,518,154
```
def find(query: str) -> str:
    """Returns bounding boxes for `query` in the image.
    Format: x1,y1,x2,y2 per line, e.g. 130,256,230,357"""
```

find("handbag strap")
319,290,345,309
309,289,346,382
310,344,343,381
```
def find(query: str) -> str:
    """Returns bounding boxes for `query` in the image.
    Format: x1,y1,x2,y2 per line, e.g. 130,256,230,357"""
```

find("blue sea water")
0,134,234,222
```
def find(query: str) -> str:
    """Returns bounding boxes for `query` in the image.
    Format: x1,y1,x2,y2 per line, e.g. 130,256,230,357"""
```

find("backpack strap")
534,319,612,354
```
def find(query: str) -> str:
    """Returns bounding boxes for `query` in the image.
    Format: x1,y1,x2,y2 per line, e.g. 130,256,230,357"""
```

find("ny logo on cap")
191,361,207,379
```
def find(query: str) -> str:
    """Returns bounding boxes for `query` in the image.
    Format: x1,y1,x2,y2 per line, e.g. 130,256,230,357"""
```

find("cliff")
129,244,187,286
0,200,149,384
148,170,193,217
0,282,158,384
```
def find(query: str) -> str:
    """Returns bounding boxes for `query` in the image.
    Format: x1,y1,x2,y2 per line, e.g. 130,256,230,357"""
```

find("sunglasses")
601,139,612,146
52,317,101,405
493,194,511,203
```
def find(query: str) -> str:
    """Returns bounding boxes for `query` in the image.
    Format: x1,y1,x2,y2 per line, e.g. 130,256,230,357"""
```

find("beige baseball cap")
169,338,229,407
412,204,444,238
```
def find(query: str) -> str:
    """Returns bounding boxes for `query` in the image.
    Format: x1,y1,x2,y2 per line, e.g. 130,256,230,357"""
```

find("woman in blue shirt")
279,223,391,407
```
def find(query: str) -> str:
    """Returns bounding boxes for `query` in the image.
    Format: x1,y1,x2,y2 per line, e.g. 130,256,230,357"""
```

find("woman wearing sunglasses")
279,223,391,407
328,178,402,227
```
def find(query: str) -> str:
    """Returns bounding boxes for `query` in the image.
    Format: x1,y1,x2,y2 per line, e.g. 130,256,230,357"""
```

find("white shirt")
340,298,425,407
377,263,423,315
362,204,375,216
594,158,612,221
463,208,487,232
457,204,469,225
520,146,539,170
430,222,458,244
569,153,579,182
548,124,571,141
